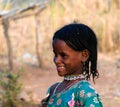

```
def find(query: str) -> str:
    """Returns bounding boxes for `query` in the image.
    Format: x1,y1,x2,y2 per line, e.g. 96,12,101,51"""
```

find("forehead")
52,39,76,53
53,39,69,49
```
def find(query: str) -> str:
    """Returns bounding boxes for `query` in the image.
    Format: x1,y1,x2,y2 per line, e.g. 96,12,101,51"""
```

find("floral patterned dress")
42,80,103,107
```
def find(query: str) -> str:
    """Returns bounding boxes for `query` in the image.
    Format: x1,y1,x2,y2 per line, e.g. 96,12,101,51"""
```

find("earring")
82,62,86,74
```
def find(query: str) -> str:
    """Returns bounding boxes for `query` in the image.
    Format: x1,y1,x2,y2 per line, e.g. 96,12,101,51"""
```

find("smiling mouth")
57,66,65,69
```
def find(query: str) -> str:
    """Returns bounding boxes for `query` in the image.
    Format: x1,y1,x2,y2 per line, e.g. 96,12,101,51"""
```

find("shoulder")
76,80,98,98
76,80,103,106
77,80,96,92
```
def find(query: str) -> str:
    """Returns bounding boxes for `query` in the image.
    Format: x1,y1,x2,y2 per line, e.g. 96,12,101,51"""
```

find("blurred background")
0,0,120,107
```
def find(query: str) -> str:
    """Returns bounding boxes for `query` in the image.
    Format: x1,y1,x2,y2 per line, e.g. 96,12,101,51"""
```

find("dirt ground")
15,53,120,107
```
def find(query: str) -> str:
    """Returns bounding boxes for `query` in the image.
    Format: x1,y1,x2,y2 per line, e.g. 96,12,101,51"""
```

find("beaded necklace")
64,74,85,81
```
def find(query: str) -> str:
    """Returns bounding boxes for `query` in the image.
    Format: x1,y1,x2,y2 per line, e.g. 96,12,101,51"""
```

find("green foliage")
0,69,23,107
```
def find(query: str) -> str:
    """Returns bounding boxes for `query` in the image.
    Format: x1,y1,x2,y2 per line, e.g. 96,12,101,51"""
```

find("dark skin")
50,39,90,94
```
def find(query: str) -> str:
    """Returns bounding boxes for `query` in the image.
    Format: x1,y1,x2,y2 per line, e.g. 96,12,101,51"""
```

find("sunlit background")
0,0,120,107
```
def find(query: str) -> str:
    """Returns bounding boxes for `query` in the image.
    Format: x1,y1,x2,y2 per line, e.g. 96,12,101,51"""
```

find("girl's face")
52,39,86,77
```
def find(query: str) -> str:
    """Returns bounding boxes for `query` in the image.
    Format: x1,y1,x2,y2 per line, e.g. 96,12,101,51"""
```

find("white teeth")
58,66,64,68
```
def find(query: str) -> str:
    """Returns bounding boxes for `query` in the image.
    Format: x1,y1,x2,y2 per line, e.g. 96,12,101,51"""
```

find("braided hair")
53,23,99,82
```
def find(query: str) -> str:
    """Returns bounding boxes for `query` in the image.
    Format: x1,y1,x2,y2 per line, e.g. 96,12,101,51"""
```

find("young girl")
41,23,103,107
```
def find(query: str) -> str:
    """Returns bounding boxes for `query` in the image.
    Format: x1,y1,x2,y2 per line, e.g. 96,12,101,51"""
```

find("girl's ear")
81,49,90,62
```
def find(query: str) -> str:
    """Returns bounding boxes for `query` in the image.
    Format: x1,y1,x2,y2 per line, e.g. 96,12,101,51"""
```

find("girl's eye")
53,51,68,59
60,53,67,59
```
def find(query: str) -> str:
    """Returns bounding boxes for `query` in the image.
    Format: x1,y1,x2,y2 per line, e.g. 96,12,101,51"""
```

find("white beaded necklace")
64,74,85,81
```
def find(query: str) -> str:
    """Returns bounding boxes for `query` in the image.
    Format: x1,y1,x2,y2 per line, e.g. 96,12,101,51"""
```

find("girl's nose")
54,56,61,64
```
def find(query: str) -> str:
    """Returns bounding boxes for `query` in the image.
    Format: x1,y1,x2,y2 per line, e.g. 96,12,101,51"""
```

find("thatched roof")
0,0,49,18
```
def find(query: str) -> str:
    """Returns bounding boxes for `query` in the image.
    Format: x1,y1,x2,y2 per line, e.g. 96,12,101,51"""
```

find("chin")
57,73,65,77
